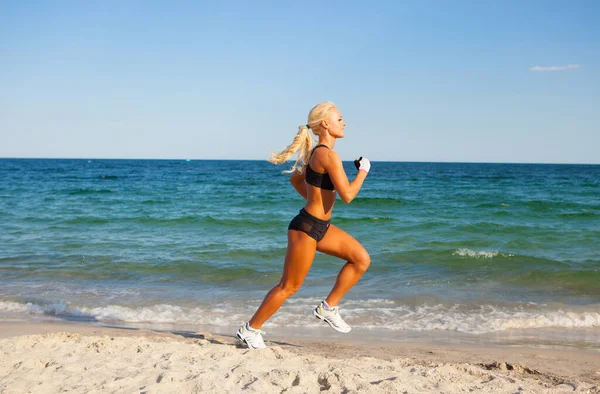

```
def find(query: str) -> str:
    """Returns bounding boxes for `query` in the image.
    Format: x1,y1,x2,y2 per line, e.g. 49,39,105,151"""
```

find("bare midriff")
304,185,336,221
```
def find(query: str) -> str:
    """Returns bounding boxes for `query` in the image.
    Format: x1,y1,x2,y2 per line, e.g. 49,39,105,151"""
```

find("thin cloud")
530,64,580,72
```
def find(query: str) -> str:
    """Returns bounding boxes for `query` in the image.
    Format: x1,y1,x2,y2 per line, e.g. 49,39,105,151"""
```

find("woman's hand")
353,157,371,173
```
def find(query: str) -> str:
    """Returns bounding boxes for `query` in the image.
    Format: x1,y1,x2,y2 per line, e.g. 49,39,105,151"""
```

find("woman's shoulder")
311,147,340,172
311,145,334,159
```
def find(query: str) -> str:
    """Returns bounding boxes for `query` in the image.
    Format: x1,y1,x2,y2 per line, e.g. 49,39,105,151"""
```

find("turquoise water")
0,159,599,339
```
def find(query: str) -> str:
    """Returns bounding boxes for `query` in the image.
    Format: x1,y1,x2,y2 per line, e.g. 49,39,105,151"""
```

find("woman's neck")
317,136,336,150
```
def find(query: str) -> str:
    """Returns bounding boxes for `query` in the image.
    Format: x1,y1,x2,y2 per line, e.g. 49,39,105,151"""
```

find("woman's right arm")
323,151,368,203
289,169,308,200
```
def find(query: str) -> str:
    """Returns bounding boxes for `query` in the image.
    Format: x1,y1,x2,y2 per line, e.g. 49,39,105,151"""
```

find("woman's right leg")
248,230,317,329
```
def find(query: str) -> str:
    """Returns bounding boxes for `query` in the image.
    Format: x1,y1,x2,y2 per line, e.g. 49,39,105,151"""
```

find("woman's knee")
351,249,371,273
278,281,302,297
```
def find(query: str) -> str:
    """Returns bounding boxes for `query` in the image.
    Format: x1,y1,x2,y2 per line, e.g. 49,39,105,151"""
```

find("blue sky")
1,1,598,163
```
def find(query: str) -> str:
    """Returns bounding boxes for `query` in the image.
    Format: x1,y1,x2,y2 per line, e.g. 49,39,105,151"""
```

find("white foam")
346,304,600,334
1,299,599,335
0,301,29,313
453,248,504,259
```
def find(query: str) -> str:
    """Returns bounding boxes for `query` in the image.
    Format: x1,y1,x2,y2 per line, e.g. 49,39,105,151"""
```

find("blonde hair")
268,101,337,174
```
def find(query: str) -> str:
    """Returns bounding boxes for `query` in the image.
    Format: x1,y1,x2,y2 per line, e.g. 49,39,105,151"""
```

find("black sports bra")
305,145,335,191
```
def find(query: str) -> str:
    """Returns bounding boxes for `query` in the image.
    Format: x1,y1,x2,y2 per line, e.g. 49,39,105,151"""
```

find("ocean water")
1,159,599,345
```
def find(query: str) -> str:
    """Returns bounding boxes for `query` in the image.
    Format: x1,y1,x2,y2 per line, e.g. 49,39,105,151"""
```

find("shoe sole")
313,309,351,333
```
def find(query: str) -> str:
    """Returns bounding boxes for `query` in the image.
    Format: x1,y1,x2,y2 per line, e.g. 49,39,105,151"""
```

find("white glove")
353,157,371,173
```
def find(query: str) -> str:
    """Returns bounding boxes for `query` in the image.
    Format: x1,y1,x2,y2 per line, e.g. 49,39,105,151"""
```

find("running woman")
236,102,371,349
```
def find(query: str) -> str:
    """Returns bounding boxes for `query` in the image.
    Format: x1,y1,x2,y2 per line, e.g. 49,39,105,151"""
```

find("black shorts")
288,208,331,242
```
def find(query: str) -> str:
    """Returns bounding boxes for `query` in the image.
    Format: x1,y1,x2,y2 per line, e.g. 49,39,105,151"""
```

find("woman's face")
325,109,345,138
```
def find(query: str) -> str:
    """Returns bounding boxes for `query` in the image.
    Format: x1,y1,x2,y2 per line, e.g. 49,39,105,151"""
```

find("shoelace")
327,307,348,326
245,324,266,336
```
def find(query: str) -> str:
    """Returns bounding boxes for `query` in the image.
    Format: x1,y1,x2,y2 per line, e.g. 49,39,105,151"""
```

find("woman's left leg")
316,224,370,306
248,230,317,329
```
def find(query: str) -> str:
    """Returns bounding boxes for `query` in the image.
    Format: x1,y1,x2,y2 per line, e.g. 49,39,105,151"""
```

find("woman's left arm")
289,170,307,199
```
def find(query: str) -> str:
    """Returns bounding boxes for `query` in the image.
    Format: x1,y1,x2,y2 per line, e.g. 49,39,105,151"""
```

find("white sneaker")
236,322,267,349
313,301,351,333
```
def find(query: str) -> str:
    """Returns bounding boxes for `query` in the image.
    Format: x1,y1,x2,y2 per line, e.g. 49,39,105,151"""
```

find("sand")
1,321,599,393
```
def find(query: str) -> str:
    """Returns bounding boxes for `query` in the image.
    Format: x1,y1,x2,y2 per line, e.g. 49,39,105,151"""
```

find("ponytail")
268,101,337,174
268,125,314,174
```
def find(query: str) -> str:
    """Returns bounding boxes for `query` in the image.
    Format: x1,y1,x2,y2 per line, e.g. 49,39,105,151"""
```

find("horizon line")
1,157,599,166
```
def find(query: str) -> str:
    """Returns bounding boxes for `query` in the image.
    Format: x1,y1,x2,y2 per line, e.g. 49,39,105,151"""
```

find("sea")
1,159,599,348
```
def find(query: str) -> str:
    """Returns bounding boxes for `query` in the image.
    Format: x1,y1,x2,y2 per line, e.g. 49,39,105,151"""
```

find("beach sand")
1,321,599,393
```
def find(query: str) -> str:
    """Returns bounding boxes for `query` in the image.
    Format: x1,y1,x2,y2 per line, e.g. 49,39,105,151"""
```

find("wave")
218,180,279,187
140,199,171,205
474,202,512,209
450,222,554,235
20,216,53,223
133,215,202,225
394,222,448,232
452,248,506,259
67,188,114,195
62,217,111,225
524,200,595,212
2,298,599,335
2,258,283,284
351,197,412,206
373,249,583,282
507,269,600,295
558,212,599,219
201,216,286,228
333,216,396,225
113,215,287,229
470,200,600,214
383,248,544,265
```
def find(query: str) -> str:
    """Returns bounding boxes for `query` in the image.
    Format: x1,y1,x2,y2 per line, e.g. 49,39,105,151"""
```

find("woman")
236,102,371,349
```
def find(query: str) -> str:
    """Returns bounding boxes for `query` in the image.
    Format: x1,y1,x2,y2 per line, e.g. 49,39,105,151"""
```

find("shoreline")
3,314,599,350
1,320,599,393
